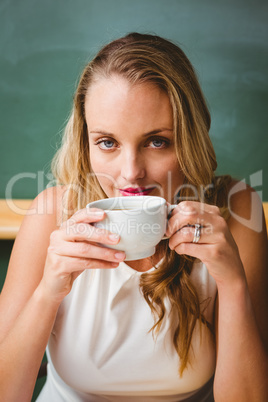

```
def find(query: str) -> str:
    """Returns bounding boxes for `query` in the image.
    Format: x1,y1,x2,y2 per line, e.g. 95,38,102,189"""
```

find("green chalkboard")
1,0,268,200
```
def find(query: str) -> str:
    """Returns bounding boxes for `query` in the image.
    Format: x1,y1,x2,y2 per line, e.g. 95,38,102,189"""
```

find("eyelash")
94,137,170,150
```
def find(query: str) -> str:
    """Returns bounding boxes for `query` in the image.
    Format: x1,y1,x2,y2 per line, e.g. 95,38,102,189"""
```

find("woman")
0,33,267,401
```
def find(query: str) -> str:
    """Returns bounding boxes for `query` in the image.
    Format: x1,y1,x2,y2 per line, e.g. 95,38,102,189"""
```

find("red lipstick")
119,187,156,196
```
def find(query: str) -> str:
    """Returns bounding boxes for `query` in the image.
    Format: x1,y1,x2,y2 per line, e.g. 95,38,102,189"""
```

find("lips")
119,187,156,196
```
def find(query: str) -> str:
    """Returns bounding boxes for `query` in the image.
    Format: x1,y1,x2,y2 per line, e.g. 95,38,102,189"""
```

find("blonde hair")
52,33,231,375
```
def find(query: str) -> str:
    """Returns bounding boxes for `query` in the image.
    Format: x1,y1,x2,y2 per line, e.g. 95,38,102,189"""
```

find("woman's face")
85,76,184,202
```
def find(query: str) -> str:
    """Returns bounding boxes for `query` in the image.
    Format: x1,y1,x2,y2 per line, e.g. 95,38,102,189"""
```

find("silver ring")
192,224,201,243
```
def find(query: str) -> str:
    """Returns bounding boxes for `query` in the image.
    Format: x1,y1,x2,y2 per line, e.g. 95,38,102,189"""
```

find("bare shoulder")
0,186,67,335
227,179,265,229
12,185,67,249
227,179,268,347
25,184,67,223
227,178,267,265
227,179,267,248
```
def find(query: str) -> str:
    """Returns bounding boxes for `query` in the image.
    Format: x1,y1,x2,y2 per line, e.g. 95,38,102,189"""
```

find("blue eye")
102,140,114,148
96,139,116,150
147,138,169,149
151,139,164,148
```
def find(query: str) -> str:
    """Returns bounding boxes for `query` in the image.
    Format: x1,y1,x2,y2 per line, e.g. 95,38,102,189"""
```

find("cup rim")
86,195,167,212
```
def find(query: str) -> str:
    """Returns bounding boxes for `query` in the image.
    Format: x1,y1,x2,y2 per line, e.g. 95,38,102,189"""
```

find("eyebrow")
89,128,173,137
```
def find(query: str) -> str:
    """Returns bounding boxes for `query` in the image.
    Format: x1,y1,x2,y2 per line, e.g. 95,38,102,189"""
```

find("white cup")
86,196,176,261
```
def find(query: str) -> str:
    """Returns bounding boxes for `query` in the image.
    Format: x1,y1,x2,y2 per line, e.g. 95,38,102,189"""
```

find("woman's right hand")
39,207,126,303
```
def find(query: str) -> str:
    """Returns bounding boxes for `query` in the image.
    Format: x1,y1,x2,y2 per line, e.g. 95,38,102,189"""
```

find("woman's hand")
166,201,246,287
39,208,126,303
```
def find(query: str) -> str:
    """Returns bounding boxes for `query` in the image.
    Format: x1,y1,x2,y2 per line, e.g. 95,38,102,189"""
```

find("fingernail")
115,252,125,261
109,233,120,242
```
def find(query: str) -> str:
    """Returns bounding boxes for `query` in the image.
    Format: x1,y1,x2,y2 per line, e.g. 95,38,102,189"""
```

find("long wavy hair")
52,32,231,375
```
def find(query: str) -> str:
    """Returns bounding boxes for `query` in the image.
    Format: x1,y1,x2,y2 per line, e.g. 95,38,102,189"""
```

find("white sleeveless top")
37,260,217,401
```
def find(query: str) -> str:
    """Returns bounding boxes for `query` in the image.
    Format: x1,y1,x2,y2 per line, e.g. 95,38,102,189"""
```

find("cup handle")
162,204,178,240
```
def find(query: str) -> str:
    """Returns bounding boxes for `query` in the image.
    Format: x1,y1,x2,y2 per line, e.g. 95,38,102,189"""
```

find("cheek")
90,149,106,173
91,159,118,179
89,151,119,190
162,160,184,191
89,147,98,171
158,157,182,181
97,176,117,194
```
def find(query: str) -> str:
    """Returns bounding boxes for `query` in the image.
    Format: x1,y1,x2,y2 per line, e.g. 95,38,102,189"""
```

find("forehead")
85,76,173,130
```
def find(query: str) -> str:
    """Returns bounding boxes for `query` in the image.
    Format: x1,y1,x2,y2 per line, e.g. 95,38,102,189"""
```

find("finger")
166,205,221,238
168,225,206,250
178,201,221,216
49,254,121,271
60,222,121,245
83,258,120,269
166,212,206,238
168,216,227,249
48,241,126,263
169,201,221,224
171,241,214,262
61,208,105,229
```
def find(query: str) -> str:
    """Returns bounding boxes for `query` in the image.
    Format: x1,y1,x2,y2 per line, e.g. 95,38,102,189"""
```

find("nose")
120,149,146,182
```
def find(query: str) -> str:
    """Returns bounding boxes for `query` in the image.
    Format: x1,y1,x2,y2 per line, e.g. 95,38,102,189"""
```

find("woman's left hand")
166,201,246,287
